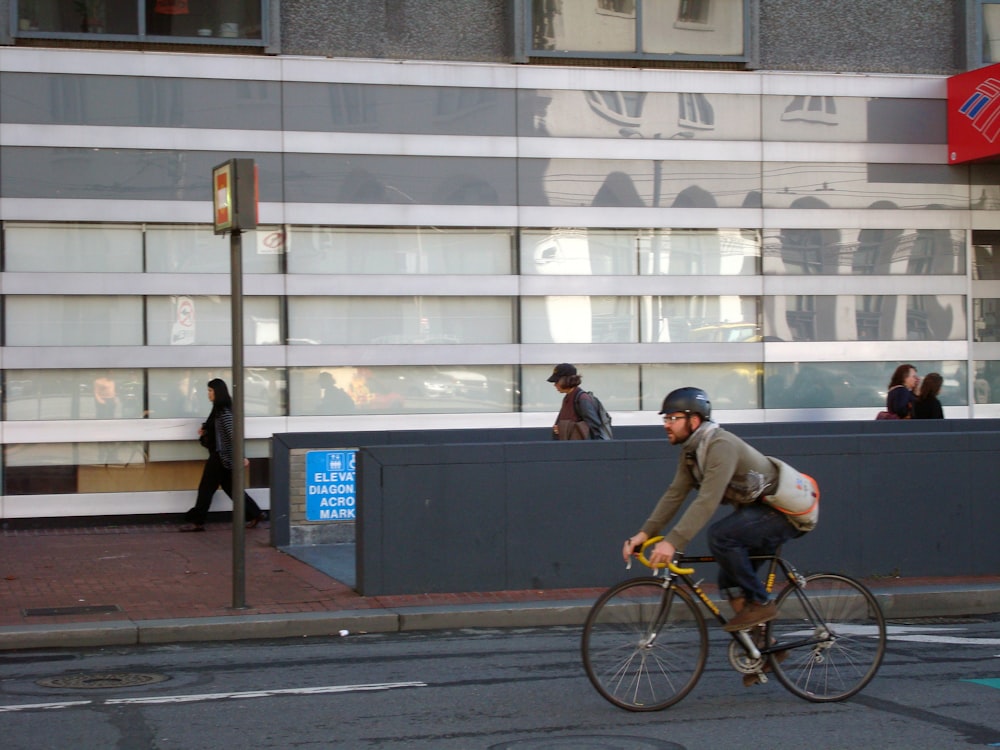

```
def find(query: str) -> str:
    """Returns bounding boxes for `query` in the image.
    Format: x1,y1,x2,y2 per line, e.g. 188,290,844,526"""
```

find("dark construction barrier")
271,420,1000,596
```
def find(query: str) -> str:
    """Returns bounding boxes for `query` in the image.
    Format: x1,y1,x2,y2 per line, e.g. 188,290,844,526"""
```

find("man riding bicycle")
623,387,808,635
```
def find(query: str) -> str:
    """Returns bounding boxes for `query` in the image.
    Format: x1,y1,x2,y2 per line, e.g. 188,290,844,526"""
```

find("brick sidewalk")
0,523,601,629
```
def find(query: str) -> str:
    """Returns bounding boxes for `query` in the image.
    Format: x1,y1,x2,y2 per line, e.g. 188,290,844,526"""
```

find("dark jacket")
886,385,915,419
913,396,943,419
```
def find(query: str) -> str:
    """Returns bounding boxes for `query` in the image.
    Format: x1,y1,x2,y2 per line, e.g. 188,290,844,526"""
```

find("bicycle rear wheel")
767,572,886,702
581,577,707,711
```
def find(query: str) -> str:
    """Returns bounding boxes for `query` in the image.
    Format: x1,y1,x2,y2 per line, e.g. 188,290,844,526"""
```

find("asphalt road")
1,616,999,749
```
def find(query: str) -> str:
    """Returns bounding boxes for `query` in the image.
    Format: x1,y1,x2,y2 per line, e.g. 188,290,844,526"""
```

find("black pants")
184,450,261,525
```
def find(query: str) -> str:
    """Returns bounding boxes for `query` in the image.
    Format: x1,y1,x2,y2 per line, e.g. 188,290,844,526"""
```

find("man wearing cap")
548,363,611,440
622,386,806,644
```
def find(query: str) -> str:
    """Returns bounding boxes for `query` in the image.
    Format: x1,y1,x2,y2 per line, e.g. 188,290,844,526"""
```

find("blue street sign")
305,449,357,521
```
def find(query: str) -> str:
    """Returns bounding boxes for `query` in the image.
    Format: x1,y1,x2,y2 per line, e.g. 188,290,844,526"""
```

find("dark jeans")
184,450,262,525
707,502,803,605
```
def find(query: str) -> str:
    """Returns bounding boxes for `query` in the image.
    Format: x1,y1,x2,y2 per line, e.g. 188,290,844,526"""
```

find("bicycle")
581,536,887,711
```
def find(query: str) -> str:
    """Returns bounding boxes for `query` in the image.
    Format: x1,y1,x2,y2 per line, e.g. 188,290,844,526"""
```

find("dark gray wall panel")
337,421,1000,595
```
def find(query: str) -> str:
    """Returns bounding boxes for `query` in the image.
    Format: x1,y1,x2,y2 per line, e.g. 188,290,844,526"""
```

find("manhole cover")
37,672,170,690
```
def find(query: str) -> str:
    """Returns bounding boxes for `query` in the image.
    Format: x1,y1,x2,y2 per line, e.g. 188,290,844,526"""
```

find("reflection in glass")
973,299,1000,342
973,238,1000,279
523,89,759,140
6,296,143,346
641,296,759,343
521,229,637,275
763,229,965,275
146,225,282,274
147,368,285,418
764,361,967,409
640,229,759,275
642,0,744,55
146,296,281,346
289,365,517,415
521,297,637,343
762,163,968,210
984,3,1000,63
765,295,966,342
4,369,144,421
641,363,760,411
532,0,636,52
3,439,269,495
531,159,760,208
522,363,638,412
288,297,513,345
289,228,513,274
4,224,143,272
146,1,263,40
973,361,1000,403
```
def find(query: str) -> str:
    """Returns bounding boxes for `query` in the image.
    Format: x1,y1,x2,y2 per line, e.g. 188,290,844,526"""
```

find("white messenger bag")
763,457,819,532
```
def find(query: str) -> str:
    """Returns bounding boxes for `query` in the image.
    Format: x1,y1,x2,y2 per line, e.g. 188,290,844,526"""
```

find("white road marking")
0,700,92,713
0,681,426,713
105,681,428,705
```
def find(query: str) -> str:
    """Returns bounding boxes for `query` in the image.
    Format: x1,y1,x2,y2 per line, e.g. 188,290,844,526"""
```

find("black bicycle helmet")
659,387,711,419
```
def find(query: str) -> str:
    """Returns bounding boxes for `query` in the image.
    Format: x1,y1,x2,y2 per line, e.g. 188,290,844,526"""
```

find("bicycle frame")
658,550,830,660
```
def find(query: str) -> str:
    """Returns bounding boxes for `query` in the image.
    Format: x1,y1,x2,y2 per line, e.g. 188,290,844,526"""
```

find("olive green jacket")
640,424,779,551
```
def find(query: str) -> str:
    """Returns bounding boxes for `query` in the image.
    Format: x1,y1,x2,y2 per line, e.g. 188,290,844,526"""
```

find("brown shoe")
179,523,205,533
723,600,777,632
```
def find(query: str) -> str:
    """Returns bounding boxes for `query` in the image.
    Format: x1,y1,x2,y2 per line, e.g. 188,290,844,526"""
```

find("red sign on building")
948,62,1000,164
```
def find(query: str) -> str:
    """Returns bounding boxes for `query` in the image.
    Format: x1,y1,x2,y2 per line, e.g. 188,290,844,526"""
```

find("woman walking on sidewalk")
180,378,265,532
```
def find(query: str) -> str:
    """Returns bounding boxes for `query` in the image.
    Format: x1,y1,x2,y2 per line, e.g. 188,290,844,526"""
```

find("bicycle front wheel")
768,572,886,702
581,577,707,711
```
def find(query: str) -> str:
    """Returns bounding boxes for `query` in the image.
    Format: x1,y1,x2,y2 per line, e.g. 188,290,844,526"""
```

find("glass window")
283,83,515,137
147,368,285,418
146,225,283,274
983,1,1000,63
642,296,759,343
6,295,143,346
520,90,760,140
146,296,281,346
763,229,965,275
13,0,265,43
4,439,268,495
524,159,760,208
0,74,282,130
974,298,1000,341
4,369,144,421
763,163,969,211
973,233,1000,279
288,297,514,346
522,363,638,412
973,361,1000,403
4,223,143,272
288,365,518,416
765,295,966,342
641,362,760,411
763,361,967,409
521,229,638,275
521,296,638,343
640,229,759,275
289,228,513,275
527,0,746,60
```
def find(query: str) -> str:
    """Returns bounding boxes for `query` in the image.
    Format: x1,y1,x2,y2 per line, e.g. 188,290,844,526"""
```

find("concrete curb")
1,585,997,651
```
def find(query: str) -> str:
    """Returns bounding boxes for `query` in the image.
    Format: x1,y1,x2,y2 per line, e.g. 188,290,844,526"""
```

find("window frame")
9,0,270,48
516,0,754,65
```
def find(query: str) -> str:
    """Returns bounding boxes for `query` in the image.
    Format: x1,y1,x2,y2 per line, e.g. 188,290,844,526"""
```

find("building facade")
2,0,1000,520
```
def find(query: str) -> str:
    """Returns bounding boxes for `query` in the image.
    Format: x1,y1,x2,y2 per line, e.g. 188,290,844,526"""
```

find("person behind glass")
623,387,808,686
180,378,265,532
548,363,609,440
913,372,944,419
886,363,919,419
